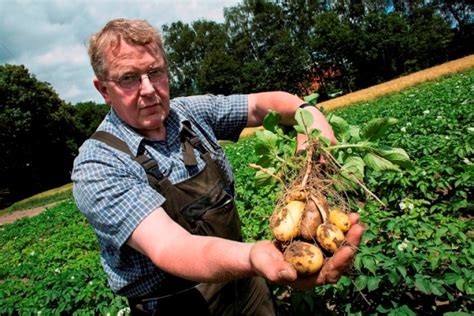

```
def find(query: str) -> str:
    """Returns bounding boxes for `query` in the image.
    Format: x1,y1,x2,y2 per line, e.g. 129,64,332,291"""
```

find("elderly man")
72,18,364,315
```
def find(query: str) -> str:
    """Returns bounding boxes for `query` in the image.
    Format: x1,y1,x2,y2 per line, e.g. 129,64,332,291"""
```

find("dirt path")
0,202,61,225
319,54,474,111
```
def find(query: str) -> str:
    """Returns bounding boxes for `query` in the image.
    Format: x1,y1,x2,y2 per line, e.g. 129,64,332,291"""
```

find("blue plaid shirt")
72,94,248,297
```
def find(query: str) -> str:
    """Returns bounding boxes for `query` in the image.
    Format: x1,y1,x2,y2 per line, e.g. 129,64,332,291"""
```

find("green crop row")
0,201,128,315
331,70,473,217
0,69,472,315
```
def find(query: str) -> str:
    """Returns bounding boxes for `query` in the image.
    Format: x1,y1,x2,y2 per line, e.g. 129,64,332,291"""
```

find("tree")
433,0,473,58
223,0,309,94
0,64,76,208
163,20,232,96
311,2,454,92
311,11,356,96
197,49,241,95
72,101,109,145
403,6,453,71
162,21,198,96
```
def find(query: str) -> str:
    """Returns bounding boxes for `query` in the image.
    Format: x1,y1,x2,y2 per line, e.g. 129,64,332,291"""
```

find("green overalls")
91,122,275,315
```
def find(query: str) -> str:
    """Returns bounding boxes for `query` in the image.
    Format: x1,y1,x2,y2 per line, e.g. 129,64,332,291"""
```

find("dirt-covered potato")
316,223,345,253
283,241,324,276
285,188,307,203
313,196,329,222
299,197,323,240
328,208,351,233
271,200,305,241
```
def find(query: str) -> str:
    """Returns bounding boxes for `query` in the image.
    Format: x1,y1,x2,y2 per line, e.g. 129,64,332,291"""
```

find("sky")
0,0,241,104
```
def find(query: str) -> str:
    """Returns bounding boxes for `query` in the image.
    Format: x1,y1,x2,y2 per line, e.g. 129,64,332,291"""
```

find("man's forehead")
107,40,161,59
105,41,164,70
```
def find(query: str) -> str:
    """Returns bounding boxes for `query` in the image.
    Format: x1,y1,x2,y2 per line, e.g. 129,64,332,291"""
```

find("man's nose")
139,74,155,95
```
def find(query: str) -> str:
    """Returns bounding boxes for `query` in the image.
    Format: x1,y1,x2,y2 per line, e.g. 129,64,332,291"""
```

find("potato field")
0,69,472,315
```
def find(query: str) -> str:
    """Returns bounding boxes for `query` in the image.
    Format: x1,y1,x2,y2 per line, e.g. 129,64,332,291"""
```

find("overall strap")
185,118,222,153
180,121,231,188
91,131,133,156
180,121,207,166
90,131,165,184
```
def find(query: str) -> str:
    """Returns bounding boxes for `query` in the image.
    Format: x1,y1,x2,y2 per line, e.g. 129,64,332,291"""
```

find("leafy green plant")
0,200,128,314
333,70,473,217
230,69,474,315
307,199,474,315
251,107,412,206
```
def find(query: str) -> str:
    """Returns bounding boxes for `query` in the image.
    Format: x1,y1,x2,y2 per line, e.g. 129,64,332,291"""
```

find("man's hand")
249,240,298,284
249,213,365,290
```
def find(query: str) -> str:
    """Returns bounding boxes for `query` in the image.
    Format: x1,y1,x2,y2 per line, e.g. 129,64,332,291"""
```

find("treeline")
163,0,473,99
0,0,472,208
0,64,109,209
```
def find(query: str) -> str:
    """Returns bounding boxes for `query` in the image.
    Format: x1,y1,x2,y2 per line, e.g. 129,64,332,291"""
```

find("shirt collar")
105,106,191,156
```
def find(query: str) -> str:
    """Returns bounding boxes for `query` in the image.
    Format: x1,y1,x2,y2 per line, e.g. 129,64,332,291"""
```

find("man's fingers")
344,222,365,248
317,222,366,283
250,240,299,284
317,246,355,284
348,212,360,225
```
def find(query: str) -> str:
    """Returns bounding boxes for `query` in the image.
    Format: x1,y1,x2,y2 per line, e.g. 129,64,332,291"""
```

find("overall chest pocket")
180,189,242,241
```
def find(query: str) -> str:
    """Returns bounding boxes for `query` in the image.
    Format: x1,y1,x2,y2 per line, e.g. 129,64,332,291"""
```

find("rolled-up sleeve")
174,94,248,142
72,140,164,249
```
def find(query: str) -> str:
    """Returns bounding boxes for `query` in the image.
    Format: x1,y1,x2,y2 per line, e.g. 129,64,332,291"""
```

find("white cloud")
0,0,240,104
63,85,83,99
33,45,89,67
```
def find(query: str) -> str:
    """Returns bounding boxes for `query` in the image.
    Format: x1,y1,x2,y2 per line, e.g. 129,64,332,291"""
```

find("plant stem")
325,142,372,151
321,148,386,207
301,145,314,187
351,279,372,306
274,154,298,170
248,163,285,187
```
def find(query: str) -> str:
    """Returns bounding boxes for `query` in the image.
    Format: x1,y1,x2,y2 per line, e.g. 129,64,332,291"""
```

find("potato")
316,223,345,253
299,197,323,240
313,195,329,222
284,241,324,275
285,188,307,203
328,208,351,233
271,200,305,241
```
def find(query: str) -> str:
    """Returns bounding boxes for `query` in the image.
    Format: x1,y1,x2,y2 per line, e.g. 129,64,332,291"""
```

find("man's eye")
120,74,138,83
148,69,165,80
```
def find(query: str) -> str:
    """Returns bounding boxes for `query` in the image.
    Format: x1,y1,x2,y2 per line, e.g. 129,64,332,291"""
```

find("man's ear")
93,78,112,105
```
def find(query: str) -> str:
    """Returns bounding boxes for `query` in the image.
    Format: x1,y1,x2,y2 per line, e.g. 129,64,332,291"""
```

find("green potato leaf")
262,111,281,132
364,152,401,172
329,114,351,143
341,156,365,179
255,167,276,186
375,147,414,169
361,117,398,141
303,93,319,105
294,108,314,135
255,130,278,152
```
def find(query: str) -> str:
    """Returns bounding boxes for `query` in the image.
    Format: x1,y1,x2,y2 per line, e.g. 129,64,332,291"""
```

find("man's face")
94,41,170,139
